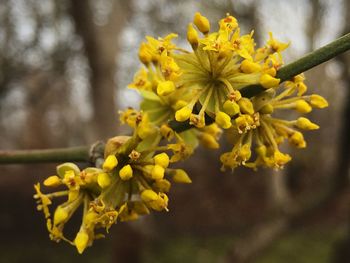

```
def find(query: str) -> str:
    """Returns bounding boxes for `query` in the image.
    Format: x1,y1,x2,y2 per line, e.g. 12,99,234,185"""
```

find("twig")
0,146,90,164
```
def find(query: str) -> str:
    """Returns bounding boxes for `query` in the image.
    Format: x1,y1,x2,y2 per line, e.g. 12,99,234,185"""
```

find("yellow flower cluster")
35,12,329,254
130,12,328,171
220,74,328,171
34,110,192,254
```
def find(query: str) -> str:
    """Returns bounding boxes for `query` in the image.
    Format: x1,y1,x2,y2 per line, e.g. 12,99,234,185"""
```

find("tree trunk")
70,0,130,140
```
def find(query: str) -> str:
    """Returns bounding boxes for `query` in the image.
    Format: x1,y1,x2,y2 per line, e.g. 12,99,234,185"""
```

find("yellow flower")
224,72,327,170
35,108,193,253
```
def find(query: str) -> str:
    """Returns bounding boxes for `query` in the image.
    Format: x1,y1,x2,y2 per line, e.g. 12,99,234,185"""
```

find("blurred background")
1,0,350,262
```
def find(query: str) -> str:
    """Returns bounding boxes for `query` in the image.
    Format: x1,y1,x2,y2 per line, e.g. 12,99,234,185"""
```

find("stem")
240,32,350,97
0,146,90,164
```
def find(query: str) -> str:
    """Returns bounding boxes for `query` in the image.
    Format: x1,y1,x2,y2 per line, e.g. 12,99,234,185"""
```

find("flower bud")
154,153,170,168
187,23,199,47
97,173,111,188
74,230,89,254
175,107,192,122
153,179,171,192
53,206,68,225
157,81,175,96
193,12,210,34
273,150,291,167
199,133,219,149
260,74,280,88
296,82,307,96
310,94,328,108
289,131,306,148
151,164,165,180
296,117,319,130
172,169,192,184
138,43,152,64
103,155,118,172
119,165,133,181
259,103,274,114
43,175,61,187
223,100,240,116
173,100,188,110
238,98,255,115
215,111,232,129
160,124,174,140
240,59,261,73
141,189,158,202
295,100,312,113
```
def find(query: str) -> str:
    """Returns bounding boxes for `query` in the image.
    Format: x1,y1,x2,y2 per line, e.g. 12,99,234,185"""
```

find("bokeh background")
1,0,350,262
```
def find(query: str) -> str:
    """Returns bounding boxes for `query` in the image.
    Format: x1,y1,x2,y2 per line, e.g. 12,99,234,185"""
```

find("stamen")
218,77,235,93
46,191,69,199
270,87,294,102
260,120,278,149
198,85,214,117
